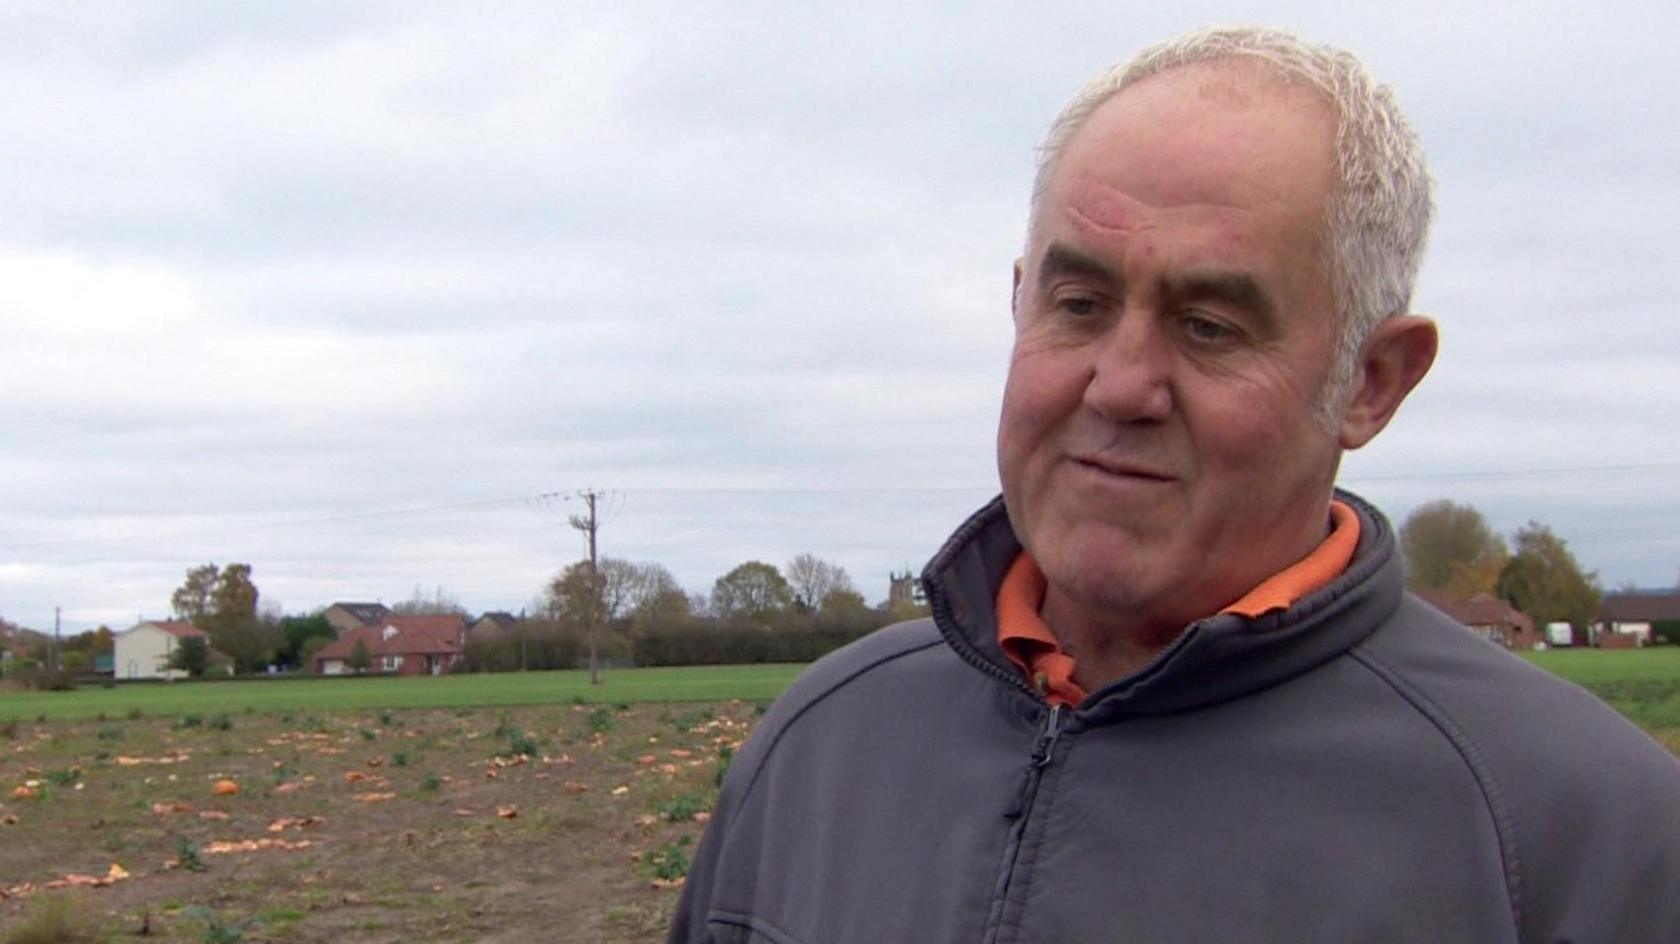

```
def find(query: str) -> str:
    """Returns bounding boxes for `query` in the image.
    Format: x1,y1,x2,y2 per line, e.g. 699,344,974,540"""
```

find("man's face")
998,64,1346,632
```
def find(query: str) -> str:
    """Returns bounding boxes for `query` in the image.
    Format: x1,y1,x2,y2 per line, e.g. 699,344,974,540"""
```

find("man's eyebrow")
1036,243,1122,291
1163,270,1278,327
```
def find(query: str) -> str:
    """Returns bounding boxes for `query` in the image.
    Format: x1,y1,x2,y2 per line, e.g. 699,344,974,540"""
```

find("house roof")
1415,590,1532,628
1600,591,1680,623
133,620,209,639
473,611,518,629
314,615,467,662
327,602,392,625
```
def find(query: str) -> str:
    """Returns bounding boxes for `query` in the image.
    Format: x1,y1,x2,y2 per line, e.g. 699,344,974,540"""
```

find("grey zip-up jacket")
670,493,1680,943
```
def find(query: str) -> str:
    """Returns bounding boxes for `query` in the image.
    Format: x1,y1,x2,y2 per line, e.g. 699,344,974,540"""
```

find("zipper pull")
1030,703,1065,768
1004,704,1065,819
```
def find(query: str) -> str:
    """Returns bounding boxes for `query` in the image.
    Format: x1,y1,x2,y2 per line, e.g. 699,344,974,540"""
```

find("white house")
114,620,213,680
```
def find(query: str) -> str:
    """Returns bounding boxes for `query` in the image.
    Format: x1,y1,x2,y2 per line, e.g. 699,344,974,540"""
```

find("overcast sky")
3,2,1677,633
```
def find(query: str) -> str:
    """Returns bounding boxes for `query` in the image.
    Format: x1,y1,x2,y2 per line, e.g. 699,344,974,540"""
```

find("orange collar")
997,501,1360,706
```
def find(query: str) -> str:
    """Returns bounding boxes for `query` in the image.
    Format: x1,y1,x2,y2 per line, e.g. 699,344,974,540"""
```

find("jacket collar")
919,489,1405,719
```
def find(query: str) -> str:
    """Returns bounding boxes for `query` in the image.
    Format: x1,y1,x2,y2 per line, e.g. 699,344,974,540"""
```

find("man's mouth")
1070,454,1175,482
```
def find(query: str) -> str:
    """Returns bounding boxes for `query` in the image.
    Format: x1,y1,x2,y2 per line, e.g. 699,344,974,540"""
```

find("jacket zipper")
982,702,1066,943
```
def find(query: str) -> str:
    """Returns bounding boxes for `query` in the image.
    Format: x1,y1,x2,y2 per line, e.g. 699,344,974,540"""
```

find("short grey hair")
1032,26,1433,425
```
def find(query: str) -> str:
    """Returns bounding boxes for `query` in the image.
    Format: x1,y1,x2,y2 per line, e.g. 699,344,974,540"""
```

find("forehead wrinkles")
1057,175,1250,261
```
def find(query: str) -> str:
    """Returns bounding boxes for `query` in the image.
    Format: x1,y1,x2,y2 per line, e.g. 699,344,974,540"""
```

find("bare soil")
0,701,756,942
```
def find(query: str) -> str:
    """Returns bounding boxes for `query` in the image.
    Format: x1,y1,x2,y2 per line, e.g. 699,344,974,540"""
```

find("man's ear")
1338,315,1438,450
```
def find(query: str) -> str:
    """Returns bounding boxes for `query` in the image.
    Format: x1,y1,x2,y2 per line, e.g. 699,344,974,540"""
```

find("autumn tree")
711,561,795,626
1497,521,1603,631
786,554,856,612
543,559,613,627
208,564,259,627
170,563,275,673
1400,500,1507,595
171,564,220,624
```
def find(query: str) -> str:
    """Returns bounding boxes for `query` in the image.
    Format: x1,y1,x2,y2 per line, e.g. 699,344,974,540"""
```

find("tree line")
461,553,923,672
140,553,930,677
1399,499,1608,636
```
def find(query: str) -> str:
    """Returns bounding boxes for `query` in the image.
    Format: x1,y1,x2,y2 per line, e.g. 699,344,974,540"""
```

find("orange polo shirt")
997,501,1360,706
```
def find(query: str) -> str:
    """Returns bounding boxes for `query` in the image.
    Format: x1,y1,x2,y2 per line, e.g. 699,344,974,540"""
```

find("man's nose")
1081,310,1173,423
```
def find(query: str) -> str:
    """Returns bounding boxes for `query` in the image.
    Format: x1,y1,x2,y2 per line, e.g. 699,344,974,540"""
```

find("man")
671,27,1680,943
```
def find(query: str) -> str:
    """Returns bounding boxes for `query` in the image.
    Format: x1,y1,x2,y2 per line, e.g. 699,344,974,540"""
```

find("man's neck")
1036,505,1342,693
1039,589,1182,691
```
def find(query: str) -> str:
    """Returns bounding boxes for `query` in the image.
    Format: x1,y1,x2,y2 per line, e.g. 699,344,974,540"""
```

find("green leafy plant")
418,773,442,793
182,906,258,944
587,708,614,735
658,793,710,822
497,727,540,758
208,714,233,731
175,835,207,872
175,714,203,729
646,834,693,882
672,707,714,733
715,743,735,787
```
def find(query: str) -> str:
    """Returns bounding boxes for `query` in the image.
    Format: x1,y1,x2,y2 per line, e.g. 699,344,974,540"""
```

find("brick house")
1415,590,1541,650
313,615,468,676
1593,590,1680,648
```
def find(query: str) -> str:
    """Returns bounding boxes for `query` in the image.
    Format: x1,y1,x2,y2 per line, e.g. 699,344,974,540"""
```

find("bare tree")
391,585,468,616
786,553,856,611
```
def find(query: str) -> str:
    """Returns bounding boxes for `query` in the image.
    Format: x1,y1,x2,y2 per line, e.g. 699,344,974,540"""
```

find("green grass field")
0,664,806,722
1525,648,1680,733
1522,646,1680,682
4,649,1679,730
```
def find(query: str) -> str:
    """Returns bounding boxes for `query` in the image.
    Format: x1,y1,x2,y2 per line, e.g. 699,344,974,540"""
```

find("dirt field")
0,700,758,942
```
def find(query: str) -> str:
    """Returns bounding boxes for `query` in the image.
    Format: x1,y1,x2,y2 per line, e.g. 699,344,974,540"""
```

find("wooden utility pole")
569,490,601,686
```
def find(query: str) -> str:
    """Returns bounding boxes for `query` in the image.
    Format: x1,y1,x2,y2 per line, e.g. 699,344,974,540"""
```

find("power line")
6,460,1680,558
1343,460,1680,485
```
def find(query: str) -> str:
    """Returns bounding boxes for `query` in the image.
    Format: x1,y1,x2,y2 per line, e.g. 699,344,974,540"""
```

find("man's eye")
1183,314,1233,342
1054,295,1100,317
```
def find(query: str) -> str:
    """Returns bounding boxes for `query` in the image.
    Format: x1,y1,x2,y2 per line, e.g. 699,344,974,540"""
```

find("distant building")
1415,590,1541,650
113,620,230,680
1593,590,1680,648
887,570,926,610
470,611,519,637
314,615,468,676
323,602,393,637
